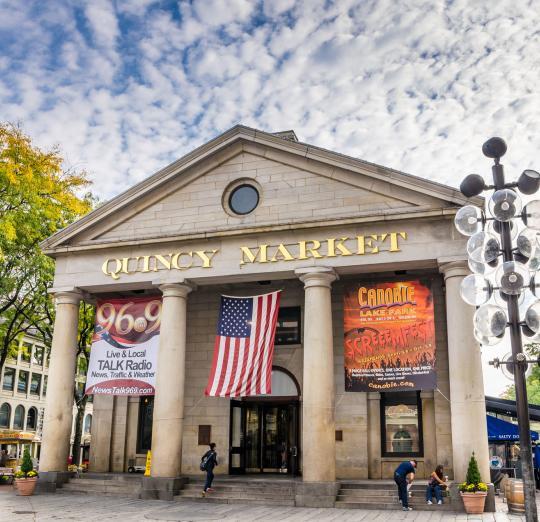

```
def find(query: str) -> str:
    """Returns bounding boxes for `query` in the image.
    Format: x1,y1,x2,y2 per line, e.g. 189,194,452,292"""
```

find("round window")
228,184,259,215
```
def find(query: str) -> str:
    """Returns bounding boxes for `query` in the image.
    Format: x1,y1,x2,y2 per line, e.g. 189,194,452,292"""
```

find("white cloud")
3,0,540,396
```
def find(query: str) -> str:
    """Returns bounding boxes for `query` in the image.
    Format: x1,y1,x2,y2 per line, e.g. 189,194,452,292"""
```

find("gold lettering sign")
101,232,407,279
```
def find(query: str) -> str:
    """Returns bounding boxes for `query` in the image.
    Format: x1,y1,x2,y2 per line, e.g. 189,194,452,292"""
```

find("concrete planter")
15,477,38,496
460,491,487,514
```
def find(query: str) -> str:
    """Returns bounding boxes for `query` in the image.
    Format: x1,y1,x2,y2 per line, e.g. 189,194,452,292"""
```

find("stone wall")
96,272,453,479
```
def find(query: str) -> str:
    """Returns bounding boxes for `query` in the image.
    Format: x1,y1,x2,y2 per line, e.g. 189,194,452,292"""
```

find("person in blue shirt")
534,444,540,490
394,460,417,511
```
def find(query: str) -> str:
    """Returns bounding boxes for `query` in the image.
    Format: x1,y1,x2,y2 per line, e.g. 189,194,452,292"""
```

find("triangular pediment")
41,125,479,253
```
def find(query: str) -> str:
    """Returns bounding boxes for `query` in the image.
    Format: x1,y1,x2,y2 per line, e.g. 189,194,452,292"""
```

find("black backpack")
200,452,211,471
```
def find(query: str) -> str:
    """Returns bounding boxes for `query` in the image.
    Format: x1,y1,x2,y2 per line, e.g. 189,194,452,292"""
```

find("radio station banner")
85,297,162,396
344,280,436,392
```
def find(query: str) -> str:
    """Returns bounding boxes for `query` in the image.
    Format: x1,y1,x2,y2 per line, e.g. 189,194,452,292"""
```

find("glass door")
245,404,260,472
229,400,245,474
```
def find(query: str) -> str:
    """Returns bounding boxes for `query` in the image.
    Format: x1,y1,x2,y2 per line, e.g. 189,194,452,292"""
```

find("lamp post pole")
491,159,538,522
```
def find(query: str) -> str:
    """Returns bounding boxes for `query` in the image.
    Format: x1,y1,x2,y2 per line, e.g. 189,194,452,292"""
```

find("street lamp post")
455,137,540,521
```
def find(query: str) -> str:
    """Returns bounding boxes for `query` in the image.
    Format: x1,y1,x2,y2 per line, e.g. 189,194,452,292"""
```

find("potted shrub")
14,449,38,496
459,453,488,514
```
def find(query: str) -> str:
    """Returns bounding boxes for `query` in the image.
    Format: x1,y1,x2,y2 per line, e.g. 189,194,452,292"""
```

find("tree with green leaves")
0,122,92,372
502,343,540,405
0,122,94,465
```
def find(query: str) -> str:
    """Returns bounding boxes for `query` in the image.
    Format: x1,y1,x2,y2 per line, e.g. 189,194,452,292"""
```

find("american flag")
205,291,281,397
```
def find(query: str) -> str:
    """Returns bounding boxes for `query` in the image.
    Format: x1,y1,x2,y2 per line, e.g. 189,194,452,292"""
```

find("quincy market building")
39,126,489,504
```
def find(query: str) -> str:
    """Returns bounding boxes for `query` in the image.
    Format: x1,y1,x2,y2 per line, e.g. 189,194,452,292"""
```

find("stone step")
60,486,139,497
174,494,295,506
181,484,294,494
62,482,140,494
177,489,294,500
335,500,455,511
81,473,142,482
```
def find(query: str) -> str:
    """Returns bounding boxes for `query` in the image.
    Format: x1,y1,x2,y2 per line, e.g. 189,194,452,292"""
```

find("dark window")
45,347,51,366
26,407,37,430
380,391,423,458
335,430,343,441
30,373,41,395
229,184,259,215
275,307,301,345
32,346,44,366
43,376,48,396
20,343,31,363
18,370,28,393
198,425,211,446
0,403,10,428
137,397,154,453
84,414,92,434
2,367,15,391
13,405,25,429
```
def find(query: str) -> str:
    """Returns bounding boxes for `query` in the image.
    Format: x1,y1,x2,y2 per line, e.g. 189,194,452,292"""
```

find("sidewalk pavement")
0,486,532,521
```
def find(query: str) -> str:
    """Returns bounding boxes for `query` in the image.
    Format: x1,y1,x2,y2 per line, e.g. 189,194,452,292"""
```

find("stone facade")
38,126,490,501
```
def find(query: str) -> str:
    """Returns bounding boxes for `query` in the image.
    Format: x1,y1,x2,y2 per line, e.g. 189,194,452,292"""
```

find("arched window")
13,405,25,429
26,407,37,430
84,414,92,434
0,403,11,428
261,368,300,397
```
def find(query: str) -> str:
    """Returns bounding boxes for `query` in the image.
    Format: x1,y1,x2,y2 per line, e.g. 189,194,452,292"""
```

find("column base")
141,476,187,501
295,481,337,507
36,471,73,493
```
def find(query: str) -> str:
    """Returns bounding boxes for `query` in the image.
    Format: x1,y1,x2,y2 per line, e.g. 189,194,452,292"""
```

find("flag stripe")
260,291,280,393
250,294,268,396
206,291,281,398
237,295,261,396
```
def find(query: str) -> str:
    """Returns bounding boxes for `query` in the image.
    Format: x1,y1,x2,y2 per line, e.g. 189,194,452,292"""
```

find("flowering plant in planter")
14,449,38,496
459,453,488,514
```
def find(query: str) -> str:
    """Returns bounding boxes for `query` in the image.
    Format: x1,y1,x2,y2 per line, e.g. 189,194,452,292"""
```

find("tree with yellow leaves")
0,123,92,371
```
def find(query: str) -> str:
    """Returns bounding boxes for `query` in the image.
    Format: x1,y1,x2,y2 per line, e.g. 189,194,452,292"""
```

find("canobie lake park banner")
344,280,436,392
85,296,162,396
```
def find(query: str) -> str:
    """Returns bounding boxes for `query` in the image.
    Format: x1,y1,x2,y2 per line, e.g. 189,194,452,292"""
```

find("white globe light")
516,228,540,258
468,257,499,275
485,219,518,239
522,200,540,230
495,261,530,295
493,289,525,308
460,274,492,305
454,205,483,236
525,300,540,333
473,304,507,338
466,231,500,263
473,328,504,346
488,189,522,222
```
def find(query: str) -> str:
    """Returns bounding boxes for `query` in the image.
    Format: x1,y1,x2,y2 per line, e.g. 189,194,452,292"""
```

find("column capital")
438,259,470,281
367,392,381,400
158,282,194,299
52,289,84,306
295,267,338,289
420,390,434,399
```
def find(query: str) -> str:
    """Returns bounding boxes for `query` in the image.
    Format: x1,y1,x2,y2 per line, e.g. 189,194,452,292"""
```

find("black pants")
204,468,214,491
394,473,408,508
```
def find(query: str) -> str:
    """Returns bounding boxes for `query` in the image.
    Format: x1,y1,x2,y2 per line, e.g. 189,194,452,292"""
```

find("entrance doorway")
229,368,300,474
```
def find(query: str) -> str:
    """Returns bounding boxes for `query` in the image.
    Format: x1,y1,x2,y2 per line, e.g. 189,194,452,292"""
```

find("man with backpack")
200,442,218,496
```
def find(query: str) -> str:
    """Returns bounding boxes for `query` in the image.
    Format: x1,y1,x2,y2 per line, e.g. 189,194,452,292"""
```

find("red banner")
344,279,436,392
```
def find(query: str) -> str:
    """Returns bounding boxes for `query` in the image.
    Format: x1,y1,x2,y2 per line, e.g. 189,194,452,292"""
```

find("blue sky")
1,0,539,202
2,1,539,395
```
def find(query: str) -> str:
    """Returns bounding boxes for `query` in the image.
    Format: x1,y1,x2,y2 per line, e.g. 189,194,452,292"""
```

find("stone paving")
0,486,532,521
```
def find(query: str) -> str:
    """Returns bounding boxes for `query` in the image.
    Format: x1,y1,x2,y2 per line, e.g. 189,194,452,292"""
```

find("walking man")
394,459,417,511
201,442,218,496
